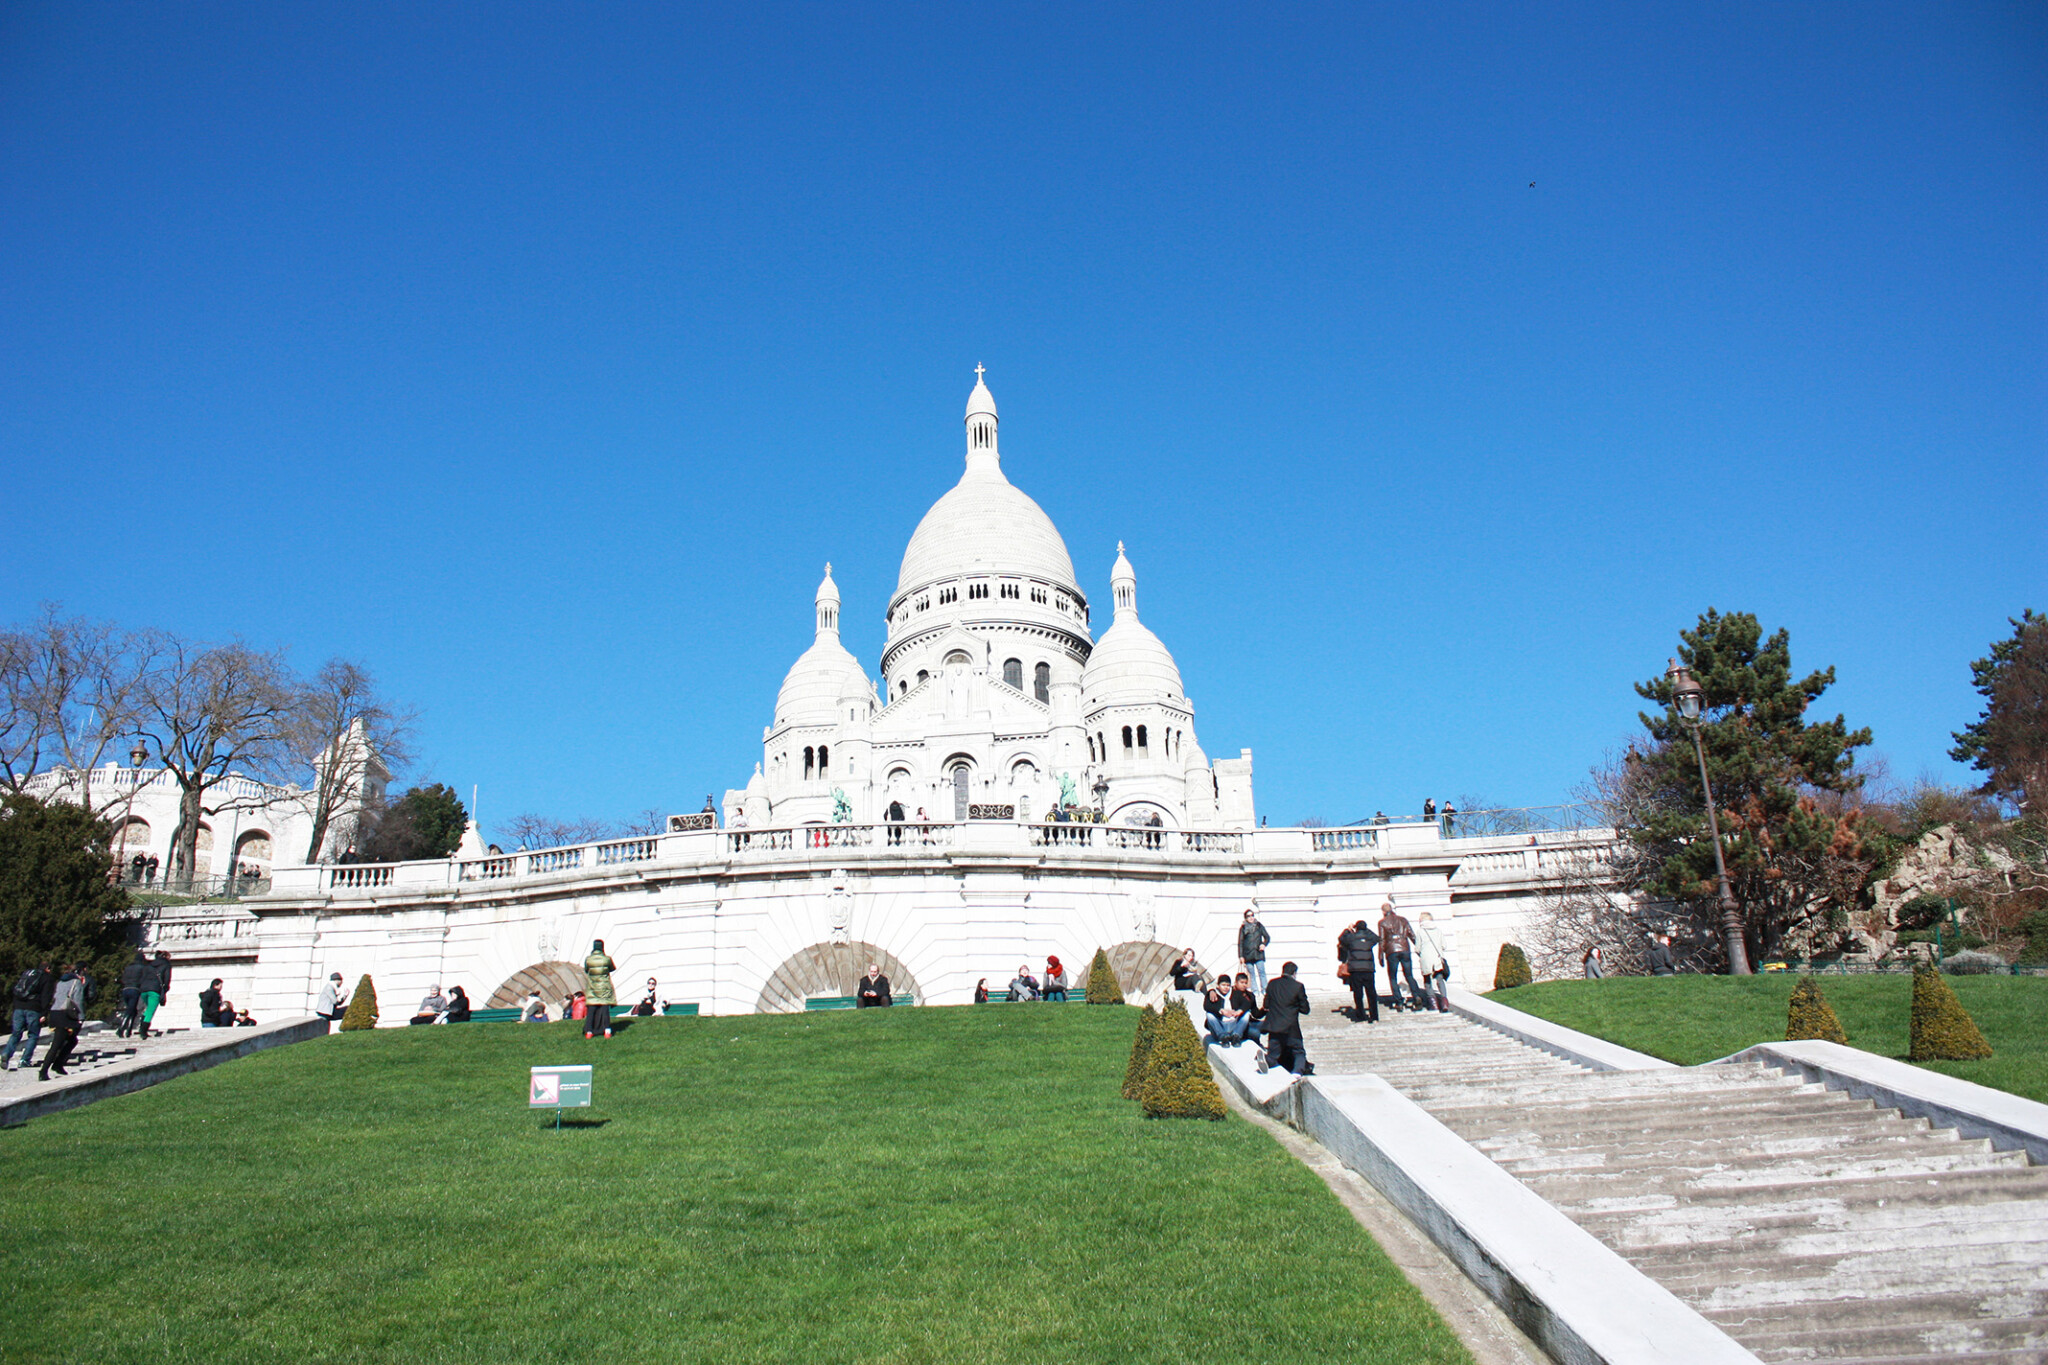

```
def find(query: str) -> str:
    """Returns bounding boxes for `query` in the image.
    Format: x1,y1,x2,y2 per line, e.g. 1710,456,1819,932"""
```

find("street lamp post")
1667,661,1751,975
1091,775,1110,820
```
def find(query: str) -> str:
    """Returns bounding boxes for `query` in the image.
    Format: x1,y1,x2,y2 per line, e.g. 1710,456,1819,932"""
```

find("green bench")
461,1003,700,1024
980,989,1082,1003
805,996,917,1010
663,1003,699,1016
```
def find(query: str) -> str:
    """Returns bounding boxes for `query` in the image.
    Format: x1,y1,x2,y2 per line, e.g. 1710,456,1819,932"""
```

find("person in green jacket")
583,940,618,1039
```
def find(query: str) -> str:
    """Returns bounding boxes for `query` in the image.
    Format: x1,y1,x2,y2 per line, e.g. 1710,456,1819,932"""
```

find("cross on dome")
974,364,985,381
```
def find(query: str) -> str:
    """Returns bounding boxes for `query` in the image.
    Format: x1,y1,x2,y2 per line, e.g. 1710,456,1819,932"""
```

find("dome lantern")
965,363,999,469
815,563,840,637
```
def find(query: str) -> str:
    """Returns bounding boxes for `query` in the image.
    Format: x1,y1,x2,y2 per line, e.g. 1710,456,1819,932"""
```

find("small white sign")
529,1064,592,1109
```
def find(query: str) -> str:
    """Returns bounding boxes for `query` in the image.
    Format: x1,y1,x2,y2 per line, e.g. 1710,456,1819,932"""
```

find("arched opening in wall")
1110,801,1177,828
1002,658,1023,689
803,746,815,779
944,650,972,668
1087,736,1097,763
1034,662,1050,703
817,745,829,777
917,670,929,686
486,961,590,1010
951,763,970,821
113,817,150,851
1137,724,1149,755
754,941,923,1013
1073,941,1181,1000
1010,759,1037,789
234,829,273,870
1121,726,1133,753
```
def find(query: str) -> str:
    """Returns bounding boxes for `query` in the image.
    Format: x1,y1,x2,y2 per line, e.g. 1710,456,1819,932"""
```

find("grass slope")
0,1007,1468,1365
1491,975,2048,1102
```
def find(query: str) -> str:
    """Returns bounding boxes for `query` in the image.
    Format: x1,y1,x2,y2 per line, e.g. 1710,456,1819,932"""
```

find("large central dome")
892,373,1079,599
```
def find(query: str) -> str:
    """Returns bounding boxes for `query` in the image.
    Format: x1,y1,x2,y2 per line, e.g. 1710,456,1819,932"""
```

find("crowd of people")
2,951,267,1083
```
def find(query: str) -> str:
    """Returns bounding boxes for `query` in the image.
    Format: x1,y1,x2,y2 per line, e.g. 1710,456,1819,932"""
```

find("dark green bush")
1139,1000,1226,1120
1909,965,1992,1060
1122,1005,1159,1100
1785,976,1847,1044
1493,943,1532,991
1084,947,1124,1004
339,974,379,1031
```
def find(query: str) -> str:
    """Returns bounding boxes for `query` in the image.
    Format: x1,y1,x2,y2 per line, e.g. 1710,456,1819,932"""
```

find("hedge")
1493,943,1532,991
1121,1005,1159,1100
339,974,379,1031
1785,976,1847,1044
1138,999,1226,1120
1084,947,1125,1004
1909,965,1992,1061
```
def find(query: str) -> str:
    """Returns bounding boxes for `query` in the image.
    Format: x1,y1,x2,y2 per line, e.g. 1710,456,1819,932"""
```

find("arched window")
1097,731,1106,759
1033,661,1050,703
1137,725,1148,754
917,669,929,686
1122,726,1133,752
818,745,829,777
944,650,971,667
1087,735,1097,762
952,764,970,821
803,746,815,779
1003,658,1023,689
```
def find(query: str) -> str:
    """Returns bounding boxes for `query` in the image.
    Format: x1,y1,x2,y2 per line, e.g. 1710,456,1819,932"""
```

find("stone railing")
148,915,257,949
260,817,1618,902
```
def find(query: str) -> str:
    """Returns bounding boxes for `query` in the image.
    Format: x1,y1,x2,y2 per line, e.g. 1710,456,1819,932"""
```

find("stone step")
1563,1166,2048,1217
1825,1351,2048,1365
1706,1287,2048,1337
1645,1241,2048,1299
1457,1107,1924,1150
1735,1312,2048,1363
1515,1144,2027,1205
1580,1196,2048,1251
1481,1124,1980,1173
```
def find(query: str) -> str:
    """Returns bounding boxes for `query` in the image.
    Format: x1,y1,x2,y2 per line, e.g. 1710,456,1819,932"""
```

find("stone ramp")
1298,1010,2048,1363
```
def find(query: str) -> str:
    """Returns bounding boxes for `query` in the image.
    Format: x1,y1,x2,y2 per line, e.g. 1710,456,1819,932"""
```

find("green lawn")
1490,974,2048,1102
0,1006,1468,1365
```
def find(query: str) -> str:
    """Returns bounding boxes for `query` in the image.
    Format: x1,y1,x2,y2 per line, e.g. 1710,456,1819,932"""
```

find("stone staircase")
1297,1009,2048,1363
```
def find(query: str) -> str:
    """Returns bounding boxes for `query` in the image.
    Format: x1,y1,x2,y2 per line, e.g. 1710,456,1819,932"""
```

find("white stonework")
145,374,1613,1023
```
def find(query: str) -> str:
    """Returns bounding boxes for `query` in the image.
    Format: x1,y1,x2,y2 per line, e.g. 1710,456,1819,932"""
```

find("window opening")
1033,661,1050,703
1002,658,1023,689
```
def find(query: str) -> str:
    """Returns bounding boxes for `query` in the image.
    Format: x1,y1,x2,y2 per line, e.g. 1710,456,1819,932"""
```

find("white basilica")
730,371,1253,833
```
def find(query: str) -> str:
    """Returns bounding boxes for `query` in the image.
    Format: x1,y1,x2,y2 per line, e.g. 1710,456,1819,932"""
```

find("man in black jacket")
1645,934,1677,976
137,950,172,1039
1259,961,1312,1076
1337,920,1380,1023
3,961,55,1071
198,979,225,1028
118,952,149,1038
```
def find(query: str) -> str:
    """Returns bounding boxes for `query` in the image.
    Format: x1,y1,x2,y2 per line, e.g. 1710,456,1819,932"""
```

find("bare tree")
289,659,415,862
0,607,156,812
497,812,655,849
134,635,297,882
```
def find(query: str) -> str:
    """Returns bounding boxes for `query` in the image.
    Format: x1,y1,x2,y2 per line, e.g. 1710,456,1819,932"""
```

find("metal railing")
1344,803,1608,838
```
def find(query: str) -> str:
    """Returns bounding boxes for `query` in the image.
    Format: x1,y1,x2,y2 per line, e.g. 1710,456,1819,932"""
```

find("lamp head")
1666,659,1704,722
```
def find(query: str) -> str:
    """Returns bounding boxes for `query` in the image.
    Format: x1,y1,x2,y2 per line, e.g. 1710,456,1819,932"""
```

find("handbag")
1336,962,1350,980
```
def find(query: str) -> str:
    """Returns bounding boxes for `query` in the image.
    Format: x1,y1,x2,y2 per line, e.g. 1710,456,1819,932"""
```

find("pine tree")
1949,610,2046,818
1084,947,1124,1004
339,973,379,1031
1909,965,1992,1060
1493,943,1532,990
1785,976,1847,1044
1139,999,1226,1120
1629,610,1873,966
0,792,140,1017
1122,1004,1159,1100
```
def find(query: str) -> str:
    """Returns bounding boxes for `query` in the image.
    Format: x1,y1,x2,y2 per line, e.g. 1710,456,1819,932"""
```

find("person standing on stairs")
1236,908,1271,995
1337,920,1379,1023
1413,914,1451,1012
37,964,85,1080
1377,902,1425,1011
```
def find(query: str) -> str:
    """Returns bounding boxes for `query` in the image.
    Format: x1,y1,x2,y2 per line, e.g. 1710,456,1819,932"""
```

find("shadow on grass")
538,1117,610,1130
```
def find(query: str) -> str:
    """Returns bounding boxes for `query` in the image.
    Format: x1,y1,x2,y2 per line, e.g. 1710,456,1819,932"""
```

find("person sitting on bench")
410,987,447,1026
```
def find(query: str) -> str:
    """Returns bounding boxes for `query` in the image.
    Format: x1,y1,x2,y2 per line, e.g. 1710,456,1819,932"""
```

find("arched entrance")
487,961,589,1009
1074,941,1179,999
754,941,922,1013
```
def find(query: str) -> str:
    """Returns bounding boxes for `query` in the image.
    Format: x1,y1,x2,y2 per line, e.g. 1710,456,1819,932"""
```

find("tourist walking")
1237,908,1271,994
1337,919,1380,1023
583,940,618,1037
117,951,148,1038
3,960,54,1071
1413,913,1452,1012
138,950,172,1039
1377,902,1425,1011
1582,944,1605,979
856,963,892,1007
1042,955,1068,1001
38,965,86,1081
1645,934,1676,976
1259,961,1312,1076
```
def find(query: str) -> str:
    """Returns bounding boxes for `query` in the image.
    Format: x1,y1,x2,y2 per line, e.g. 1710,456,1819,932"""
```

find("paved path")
1,1019,323,1124
1298,1007,2048,1364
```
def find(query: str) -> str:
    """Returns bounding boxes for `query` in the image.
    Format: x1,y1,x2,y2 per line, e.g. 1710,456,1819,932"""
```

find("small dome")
1082,615,1184,710
776,635,866,728
965,371,997,421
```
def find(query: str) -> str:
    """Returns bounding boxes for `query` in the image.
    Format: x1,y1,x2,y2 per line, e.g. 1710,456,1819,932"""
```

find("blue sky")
2,3,2041,832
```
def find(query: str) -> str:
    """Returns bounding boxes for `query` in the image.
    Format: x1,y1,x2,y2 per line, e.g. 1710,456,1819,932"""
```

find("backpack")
13,966,44,1001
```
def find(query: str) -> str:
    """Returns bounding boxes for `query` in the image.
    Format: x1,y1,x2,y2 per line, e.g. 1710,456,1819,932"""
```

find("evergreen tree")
1909,965,1992,1061
1949,610,2047,819
0,792,139,1016
1083,947,1124,1004
1138,999,1226,1120
358,784,467,862
339,973,379,1031
1785,977,1847,1044
1629,609,1871,967
1493,943,1532,990
1122,1005,1159,1100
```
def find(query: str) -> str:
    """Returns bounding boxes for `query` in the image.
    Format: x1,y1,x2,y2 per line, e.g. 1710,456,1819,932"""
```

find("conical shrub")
339,974,379,1032
1139,999,1226,1120
1122,1004,1159,1100
1909,965,1992,1061
1785,976,1847,1044
1084,947,1125,1004
1493,943,1532,990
